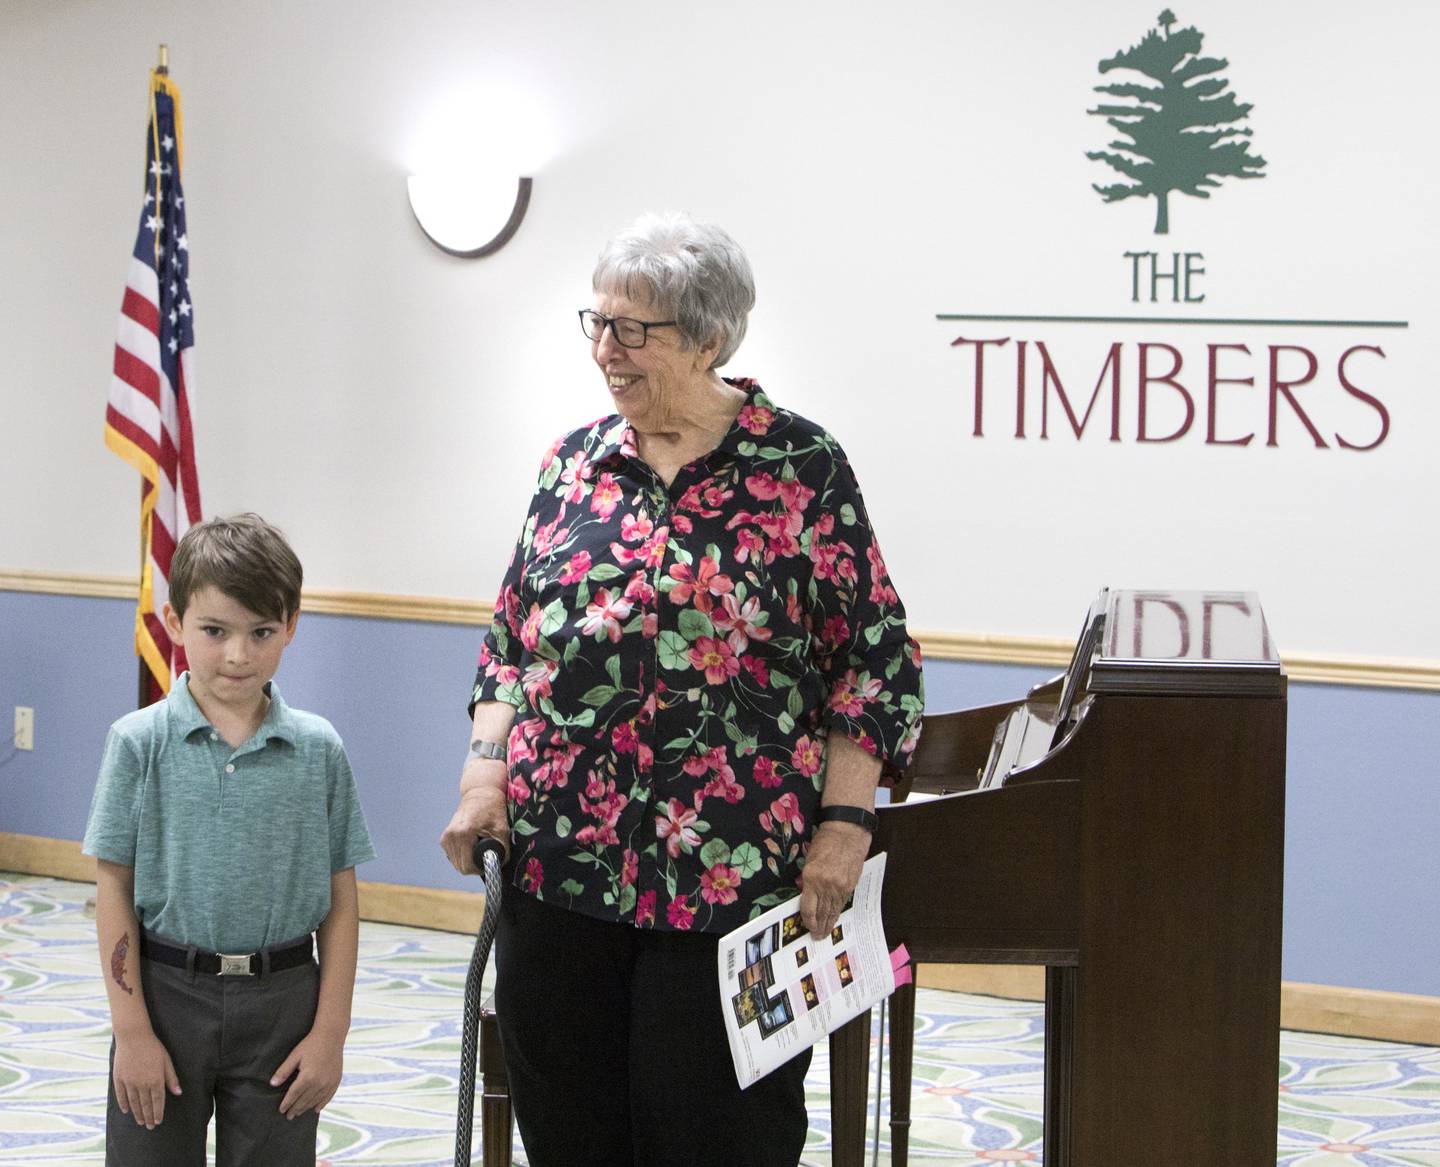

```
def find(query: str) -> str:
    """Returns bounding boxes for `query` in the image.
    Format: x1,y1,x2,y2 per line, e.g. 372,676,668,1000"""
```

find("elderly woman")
441,213,922,1167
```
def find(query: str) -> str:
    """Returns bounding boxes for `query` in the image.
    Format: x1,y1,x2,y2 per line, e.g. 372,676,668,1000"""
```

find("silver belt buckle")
217,952,255,976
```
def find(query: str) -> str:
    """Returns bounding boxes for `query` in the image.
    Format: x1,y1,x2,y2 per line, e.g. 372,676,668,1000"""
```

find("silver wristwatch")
467,739,506,763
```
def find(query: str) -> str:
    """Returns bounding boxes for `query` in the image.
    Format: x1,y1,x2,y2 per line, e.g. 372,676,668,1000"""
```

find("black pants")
494,891,813,1167
105,954,320,1167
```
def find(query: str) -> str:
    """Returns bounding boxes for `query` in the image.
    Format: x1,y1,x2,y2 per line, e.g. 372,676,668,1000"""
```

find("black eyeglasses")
578,309,677,349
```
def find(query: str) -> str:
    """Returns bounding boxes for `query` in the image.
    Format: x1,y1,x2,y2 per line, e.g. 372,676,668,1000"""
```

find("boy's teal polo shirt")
83,673,376,954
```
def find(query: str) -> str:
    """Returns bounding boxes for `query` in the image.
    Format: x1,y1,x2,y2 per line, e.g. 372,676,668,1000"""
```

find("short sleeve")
326,736,377,872
805,447,924,770
469,445,561,718
81,727,145,865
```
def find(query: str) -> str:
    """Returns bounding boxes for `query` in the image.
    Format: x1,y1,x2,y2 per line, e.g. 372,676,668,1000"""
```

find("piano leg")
479,1000,513,1166
1044,965,1076,1167
888,978,916,1167
828,1008,872,1167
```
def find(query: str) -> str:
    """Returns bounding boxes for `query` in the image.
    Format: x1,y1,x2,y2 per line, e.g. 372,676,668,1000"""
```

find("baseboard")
5,831,1436,1046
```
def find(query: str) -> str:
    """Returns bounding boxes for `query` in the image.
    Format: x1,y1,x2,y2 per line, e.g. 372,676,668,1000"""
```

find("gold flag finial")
157,44,169,75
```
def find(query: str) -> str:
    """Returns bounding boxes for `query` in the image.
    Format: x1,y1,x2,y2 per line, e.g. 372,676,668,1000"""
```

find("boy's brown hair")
169,513,303,622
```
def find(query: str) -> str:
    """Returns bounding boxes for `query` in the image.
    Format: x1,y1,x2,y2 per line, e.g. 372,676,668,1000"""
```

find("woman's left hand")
799,821,872,937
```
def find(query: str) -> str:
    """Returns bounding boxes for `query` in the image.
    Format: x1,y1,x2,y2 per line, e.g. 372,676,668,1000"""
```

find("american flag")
104,72,203,703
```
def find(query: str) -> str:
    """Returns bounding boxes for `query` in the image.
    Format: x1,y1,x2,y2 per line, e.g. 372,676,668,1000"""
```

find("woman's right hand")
112,1027,181,1128
440,762,511,874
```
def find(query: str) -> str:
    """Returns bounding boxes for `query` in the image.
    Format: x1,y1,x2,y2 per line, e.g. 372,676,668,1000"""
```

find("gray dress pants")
105,954,321,1167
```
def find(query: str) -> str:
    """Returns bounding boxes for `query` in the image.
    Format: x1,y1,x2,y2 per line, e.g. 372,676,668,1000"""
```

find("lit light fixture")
407,173,533,258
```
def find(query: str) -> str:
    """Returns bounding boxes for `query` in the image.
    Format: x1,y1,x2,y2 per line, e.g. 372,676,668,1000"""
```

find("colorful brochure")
716,852,895,1088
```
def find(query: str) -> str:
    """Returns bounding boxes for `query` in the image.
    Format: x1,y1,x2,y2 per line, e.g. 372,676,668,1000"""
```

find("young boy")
83,513,375,1166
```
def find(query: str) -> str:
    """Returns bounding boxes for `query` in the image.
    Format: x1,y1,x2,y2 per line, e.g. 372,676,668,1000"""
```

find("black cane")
455,837,505,1167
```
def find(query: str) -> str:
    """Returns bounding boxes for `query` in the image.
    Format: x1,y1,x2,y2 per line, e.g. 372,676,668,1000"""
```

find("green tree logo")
1087,10,1266,234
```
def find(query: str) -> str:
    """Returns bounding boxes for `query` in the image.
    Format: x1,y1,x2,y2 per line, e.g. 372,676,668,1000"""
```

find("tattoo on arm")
110,932,134,996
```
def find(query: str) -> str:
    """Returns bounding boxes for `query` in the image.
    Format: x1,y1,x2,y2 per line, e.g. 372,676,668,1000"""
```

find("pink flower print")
814,511,835,537
700,864,742,905
682,753,711,778
786,592,805,625
769,792,806,833
611,721,639,755
703,769,744,804
580,587,634,643
829,670,882,717
642,611,658,638
702,484,734,510
520,603,544,651
539,434,565,471
856,733,878,756
745,471,782,501
756,509,803,559
521,659,557,703
666,896,696,930
637,527,670,569
777,477,815,513
667,556,732,612
508,719,542,765
811,539,854,582
688,636,741,684
498,584,521,633
636,741,654,774
488,662,519,689
621,848,640,888
624,573,656,606
522,858,544,893
657,797,702,859
866,543,890,581
870,579,899,605
507,773,531,805
737,404,774,434
559,550,592,585
821,615,851,652
671,513,694,535
713,593,772,652
532,510,569,557
636,889,657,927
577,774,627,846
752,756,782,788
733,526,766,564
676,482,720,518
741,654,769,688
590,472,622,518
559,450,592,504
620,512,654,543
791,736,823,778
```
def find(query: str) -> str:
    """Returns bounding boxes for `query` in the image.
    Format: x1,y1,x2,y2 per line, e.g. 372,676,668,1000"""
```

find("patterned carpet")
2,874,1438,1166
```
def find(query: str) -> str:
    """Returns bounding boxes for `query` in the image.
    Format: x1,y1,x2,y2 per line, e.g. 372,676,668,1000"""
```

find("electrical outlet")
14,706,34,751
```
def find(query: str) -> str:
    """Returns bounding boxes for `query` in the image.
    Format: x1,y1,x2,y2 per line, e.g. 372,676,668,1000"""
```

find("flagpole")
136,43,169,712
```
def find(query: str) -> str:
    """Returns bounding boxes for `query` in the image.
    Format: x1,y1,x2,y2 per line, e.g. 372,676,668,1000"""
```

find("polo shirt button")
210,732,219,741
225,763,236,773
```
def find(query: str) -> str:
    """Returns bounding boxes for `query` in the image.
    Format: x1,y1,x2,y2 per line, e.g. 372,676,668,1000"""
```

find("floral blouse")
471,380,923,934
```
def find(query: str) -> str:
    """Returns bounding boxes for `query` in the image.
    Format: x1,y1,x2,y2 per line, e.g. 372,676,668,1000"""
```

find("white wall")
4,1,1436,660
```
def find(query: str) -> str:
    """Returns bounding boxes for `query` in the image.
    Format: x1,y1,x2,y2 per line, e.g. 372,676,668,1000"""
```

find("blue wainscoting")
1,590,1436,997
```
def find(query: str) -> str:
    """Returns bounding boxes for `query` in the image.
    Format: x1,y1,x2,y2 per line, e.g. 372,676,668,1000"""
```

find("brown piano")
830,588,1287,1167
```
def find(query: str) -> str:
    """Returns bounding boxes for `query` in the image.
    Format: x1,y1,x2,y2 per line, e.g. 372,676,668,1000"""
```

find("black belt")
140,931,314,977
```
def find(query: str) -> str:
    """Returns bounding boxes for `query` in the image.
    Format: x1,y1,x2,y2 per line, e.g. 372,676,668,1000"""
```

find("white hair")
592,212,756,368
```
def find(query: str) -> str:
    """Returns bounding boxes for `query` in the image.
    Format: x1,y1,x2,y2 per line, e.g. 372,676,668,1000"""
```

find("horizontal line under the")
936,314,1410,328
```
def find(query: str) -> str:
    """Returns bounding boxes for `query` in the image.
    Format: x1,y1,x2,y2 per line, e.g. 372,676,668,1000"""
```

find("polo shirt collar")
591,377,766,470
167,671,299,746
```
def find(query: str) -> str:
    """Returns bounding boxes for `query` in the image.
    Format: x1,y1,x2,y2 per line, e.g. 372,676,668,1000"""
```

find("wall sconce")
407,173,533,258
